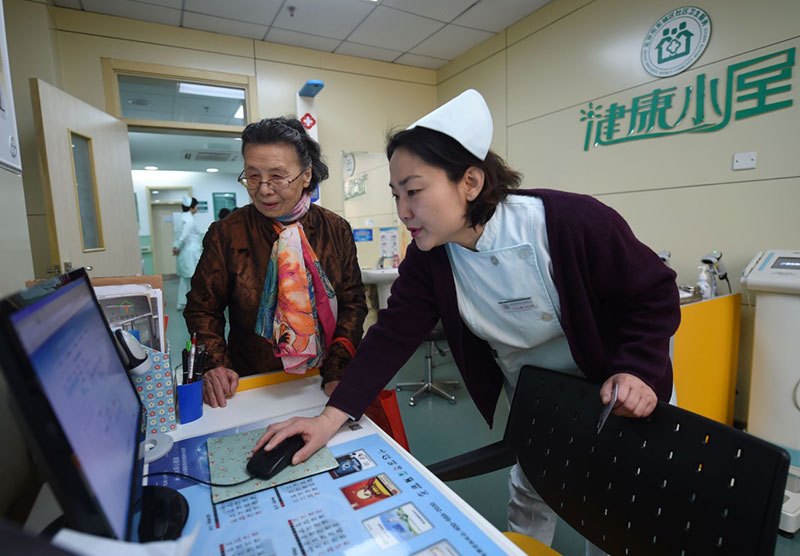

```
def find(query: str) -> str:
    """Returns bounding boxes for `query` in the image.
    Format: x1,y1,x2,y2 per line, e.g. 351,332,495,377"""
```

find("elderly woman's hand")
252,406,350,465
323,380,339,396
172,247,180,256
203,366,239,408
600,373,658,418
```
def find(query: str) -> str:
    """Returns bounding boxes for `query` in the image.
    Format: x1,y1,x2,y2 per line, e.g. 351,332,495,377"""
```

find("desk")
149,376,524,555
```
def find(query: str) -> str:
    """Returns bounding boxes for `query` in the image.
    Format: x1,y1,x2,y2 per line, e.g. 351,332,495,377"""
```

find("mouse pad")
206,428,338,504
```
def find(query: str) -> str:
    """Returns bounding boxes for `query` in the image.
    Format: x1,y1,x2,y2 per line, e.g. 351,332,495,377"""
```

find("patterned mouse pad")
206,428,339,504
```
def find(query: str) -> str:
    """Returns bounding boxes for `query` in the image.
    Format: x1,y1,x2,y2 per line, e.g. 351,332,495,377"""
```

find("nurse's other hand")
203,367,239,408
323,380,339,396
600,373,657,418
252,406,349,465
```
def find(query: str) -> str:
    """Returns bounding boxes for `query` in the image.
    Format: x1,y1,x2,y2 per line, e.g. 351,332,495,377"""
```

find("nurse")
255,90,681,552
172,196,203,311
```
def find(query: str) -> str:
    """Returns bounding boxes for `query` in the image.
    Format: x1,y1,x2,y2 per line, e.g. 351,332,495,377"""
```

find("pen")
181,348,188,385
187,333,196,383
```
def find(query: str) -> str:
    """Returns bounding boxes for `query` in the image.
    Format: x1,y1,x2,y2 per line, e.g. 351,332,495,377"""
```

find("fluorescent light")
145,166,158,171
152,190,160,194
234,104,244,119
178,82,245,99
206,168,219,173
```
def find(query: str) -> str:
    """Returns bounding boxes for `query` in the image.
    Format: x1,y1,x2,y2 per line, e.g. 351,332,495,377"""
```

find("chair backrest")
508,366,789,556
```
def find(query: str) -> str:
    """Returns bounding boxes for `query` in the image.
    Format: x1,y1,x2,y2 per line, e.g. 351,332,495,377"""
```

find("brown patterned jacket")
184,203,367,386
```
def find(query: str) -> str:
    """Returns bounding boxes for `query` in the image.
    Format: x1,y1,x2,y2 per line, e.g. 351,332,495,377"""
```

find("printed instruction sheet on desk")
147,418,499,556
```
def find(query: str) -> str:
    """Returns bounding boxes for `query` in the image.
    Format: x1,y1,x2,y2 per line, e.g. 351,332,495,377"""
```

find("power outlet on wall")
733,151,757,170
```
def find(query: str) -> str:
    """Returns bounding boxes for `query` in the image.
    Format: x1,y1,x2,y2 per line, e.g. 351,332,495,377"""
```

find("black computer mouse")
246,434,305,480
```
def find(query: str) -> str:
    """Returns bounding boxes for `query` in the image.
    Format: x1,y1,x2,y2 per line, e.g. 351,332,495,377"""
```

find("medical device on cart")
742,249,800,534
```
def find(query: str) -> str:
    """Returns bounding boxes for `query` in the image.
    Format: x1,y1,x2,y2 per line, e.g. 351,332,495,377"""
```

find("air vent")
181,151,240,162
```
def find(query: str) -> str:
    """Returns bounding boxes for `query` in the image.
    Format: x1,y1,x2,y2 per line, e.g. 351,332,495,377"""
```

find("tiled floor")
164,277,799,555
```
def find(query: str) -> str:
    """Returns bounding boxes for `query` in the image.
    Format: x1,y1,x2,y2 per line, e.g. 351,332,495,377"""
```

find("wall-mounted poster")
0,2,21,174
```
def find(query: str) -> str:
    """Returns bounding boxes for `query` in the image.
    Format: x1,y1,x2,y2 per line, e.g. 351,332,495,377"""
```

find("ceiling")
54,0,551,70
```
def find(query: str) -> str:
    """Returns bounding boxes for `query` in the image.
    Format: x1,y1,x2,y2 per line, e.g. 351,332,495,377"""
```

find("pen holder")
177,379,203,424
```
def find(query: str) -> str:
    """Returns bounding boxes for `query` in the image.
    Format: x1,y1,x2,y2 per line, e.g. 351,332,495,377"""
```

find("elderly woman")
184,117,385,427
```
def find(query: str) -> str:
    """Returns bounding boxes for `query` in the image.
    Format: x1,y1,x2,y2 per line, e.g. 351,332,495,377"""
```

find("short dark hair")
241,117,329,192
217,207,231,219
181,197,198,212
386,127,522,228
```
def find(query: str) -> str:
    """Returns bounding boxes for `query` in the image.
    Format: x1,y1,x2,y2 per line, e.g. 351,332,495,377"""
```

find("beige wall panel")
254,42,434,86
0,170,34,294
56,32,256,112
597,179,800,292
506,0,800,124
437,52,508,159
599,179,800,424
5,0,62,216
507,38,800,196
255,59,435,215
52,6,253,58
26,214,52,279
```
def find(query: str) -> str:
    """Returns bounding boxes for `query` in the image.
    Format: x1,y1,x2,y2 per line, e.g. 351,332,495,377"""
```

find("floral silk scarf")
255,196,338,373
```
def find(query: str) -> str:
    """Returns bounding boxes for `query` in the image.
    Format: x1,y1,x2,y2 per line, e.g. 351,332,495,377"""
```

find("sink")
361,268,399,309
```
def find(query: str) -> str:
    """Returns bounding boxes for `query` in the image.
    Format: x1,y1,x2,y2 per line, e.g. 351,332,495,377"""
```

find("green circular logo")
641,7,711,77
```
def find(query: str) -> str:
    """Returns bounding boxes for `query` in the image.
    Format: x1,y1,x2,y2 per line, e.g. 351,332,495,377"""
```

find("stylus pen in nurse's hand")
187,333,197,382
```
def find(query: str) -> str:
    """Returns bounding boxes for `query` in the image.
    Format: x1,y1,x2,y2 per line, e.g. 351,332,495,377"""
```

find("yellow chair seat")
502,531,562,555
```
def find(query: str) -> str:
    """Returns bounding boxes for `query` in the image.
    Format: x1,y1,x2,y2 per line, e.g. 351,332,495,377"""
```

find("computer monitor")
0,269,145,540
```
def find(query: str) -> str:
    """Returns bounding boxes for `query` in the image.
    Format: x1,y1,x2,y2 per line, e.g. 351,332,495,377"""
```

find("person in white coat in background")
172,196,203,310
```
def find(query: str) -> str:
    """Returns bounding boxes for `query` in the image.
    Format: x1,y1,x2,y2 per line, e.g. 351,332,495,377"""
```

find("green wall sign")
580,47,795,151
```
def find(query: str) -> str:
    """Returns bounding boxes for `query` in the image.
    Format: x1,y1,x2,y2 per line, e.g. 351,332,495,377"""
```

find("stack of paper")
94,284,165,353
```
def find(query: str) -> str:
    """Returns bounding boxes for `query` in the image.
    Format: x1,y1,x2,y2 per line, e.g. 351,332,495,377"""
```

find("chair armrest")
427,439,516,481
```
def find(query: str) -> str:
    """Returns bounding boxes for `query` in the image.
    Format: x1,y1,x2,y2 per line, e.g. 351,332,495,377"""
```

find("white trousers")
176,276,191,310
507,464,608,556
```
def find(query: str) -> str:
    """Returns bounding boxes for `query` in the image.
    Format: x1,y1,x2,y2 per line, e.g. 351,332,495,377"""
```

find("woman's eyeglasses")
238,167,308,191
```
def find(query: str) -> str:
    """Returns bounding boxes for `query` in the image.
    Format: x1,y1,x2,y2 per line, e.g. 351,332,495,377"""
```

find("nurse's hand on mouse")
252,405,350,465
599,373,658,418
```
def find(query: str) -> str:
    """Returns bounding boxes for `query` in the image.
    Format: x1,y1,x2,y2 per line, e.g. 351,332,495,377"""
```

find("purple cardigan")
328,189,681,427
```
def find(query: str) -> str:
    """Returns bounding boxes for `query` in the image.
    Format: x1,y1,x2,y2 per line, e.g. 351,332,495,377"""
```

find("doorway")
148,187,191,276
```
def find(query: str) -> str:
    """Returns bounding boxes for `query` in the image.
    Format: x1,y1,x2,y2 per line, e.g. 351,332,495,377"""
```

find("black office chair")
429,366,790,556
396,322,459,406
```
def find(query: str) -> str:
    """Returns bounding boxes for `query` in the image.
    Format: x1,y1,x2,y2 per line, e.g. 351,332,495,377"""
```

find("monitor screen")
771,256,800,271
1,274,143,539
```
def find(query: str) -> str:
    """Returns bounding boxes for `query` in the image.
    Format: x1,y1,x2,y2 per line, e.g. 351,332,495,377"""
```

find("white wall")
132,170,248,237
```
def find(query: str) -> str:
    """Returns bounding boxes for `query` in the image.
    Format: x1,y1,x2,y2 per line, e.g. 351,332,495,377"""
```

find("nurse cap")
407,89,493,161
181,196,193,207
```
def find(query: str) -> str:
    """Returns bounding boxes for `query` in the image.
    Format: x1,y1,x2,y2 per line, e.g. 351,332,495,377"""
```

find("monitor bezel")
0,268,146,540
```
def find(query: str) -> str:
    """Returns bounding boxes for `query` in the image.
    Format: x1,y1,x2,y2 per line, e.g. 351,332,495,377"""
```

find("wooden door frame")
146,185,191,275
